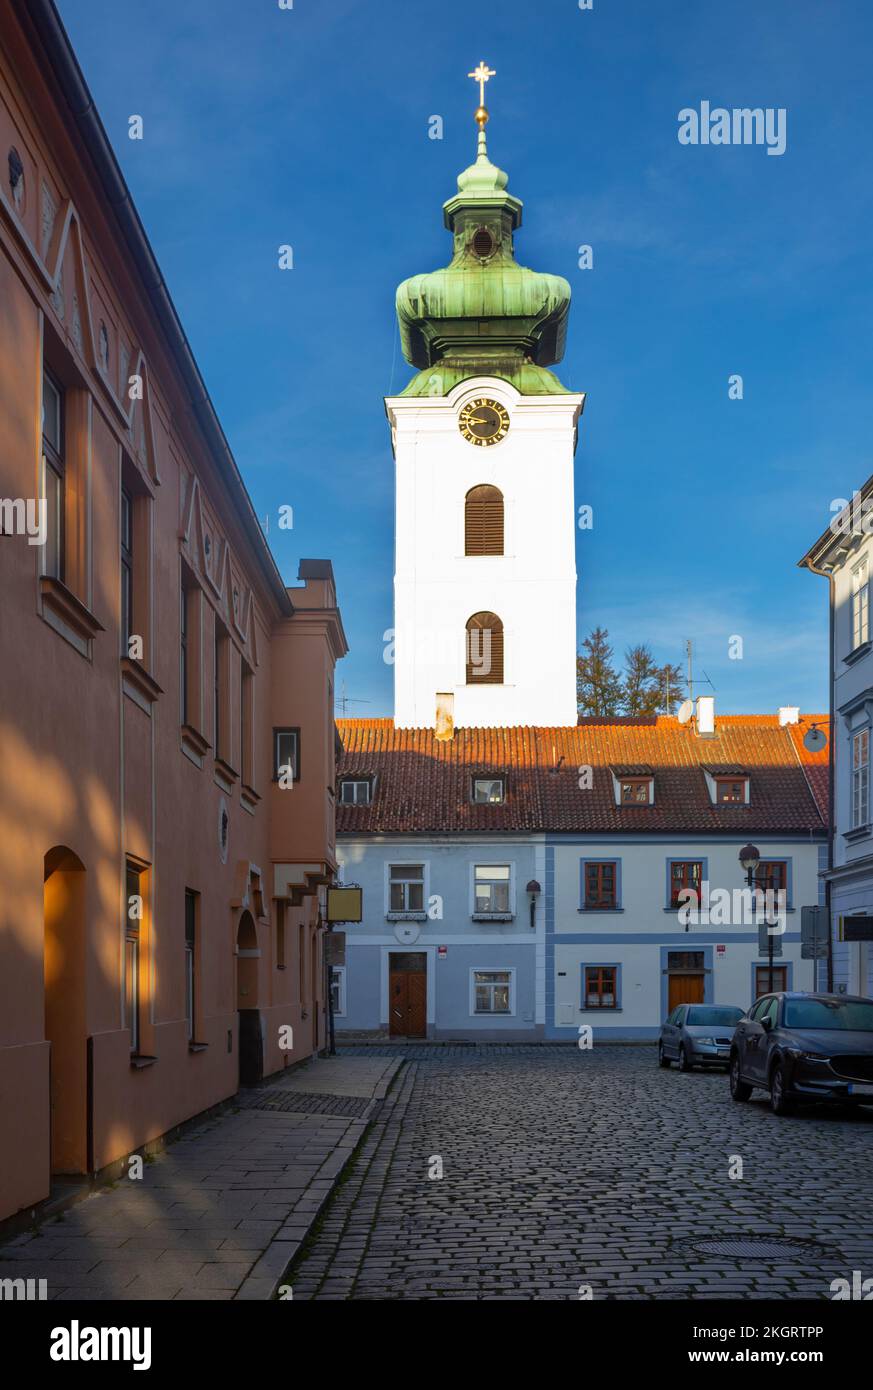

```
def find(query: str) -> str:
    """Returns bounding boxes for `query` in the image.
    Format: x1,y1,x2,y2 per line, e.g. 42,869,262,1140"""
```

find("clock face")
458,397,510,447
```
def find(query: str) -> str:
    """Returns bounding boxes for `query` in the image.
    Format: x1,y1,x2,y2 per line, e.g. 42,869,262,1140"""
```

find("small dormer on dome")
394,71,572,398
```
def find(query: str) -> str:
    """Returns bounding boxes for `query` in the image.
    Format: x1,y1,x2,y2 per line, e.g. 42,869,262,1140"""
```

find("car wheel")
730,1054,752,1102
678,1044,692,1073
658,1043,671,1069
769,1062,795,1116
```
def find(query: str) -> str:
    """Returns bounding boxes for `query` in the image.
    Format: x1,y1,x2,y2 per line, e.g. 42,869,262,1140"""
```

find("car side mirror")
761,1016,773,1032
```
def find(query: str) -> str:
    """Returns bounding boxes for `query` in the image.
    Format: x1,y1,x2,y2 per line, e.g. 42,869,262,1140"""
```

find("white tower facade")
389,378,583,728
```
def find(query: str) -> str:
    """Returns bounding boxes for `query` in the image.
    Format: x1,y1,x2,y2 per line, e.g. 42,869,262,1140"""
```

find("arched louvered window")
465,485,504,556
466,611,504,685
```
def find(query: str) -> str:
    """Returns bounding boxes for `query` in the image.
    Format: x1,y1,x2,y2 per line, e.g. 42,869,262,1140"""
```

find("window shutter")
466,611,504,684
465,485,504,556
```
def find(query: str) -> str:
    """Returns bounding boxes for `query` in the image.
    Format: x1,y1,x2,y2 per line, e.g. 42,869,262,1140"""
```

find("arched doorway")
43,847,88,1174
236,911,262,1087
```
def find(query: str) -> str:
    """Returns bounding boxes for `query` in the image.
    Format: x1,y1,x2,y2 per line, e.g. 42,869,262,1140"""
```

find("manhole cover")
685,1237,826,1260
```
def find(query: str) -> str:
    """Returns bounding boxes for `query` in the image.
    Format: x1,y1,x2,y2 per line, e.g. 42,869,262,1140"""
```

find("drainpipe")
803,556,836,993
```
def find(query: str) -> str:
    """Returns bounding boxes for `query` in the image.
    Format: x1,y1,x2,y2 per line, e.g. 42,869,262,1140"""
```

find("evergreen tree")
622,644,661,716
576,627,623,716
655,662,684,715
577,632,687,717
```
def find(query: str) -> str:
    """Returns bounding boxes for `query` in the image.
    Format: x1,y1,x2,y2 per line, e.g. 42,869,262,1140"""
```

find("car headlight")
694,1037,716,1045
785,1049,829,1062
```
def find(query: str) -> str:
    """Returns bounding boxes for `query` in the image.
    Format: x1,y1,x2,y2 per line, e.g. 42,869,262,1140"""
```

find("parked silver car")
659,1003,745,1071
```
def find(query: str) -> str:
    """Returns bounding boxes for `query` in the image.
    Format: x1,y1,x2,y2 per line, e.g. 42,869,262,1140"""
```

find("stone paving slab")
0,1054,400,1301
262,1055,398,1099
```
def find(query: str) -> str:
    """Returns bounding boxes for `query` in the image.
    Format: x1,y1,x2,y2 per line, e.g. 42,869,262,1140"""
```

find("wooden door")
668,973,705,1010
389,964,426,1037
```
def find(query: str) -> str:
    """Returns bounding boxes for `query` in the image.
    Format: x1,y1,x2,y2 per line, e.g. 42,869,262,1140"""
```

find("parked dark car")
730,992,873,1115
659,1003,745,1071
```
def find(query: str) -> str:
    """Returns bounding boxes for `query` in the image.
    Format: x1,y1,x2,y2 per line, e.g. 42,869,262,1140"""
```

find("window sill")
241,783,261,814
844,825,871,842
130,1053,158,1069
472,912,514,922
40,576,103,655
214,758,238,795
188,1042,208,1054
844,641,872,667
579,1007,623,1013
121,657,163,710
578,907,624,913
181,723,210,759
386,911,427,922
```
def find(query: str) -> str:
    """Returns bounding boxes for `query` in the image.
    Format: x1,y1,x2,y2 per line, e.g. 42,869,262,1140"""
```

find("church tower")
388,65,584,730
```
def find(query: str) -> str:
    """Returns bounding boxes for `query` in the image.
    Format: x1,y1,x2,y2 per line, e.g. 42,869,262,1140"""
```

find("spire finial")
467,60,496,128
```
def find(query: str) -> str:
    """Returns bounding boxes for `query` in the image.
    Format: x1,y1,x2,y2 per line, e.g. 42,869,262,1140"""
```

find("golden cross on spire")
468,60,496,125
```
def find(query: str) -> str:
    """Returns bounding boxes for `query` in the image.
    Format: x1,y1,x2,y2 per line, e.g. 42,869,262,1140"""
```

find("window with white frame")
273,727,299,782
853,728,870,829
471,969,513,1015
472,777,505,804
852,557,870,651
389,864,424,912
474,864,511,914
330,965,346,1017
339,778,371,805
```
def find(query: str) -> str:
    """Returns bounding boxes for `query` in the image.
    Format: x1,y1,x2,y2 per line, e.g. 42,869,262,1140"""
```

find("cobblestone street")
289,1044,873,1300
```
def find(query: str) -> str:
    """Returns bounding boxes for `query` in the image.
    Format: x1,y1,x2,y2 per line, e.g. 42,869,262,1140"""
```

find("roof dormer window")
703,767,750,806
611,766,654,806
339,777,373,806
621,778,652,805
473,776,505,805
716,777,748,805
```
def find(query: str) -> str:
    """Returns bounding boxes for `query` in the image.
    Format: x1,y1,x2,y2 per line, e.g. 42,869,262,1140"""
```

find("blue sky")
57,0,873,717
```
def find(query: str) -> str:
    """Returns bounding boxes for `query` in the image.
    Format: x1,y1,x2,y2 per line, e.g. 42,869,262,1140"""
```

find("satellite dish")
677,700,694,725
803,726,828,753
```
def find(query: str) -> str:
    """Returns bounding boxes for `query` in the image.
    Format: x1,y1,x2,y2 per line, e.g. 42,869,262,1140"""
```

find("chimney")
778,706,800,726
435,692,454,742
696,695,715,736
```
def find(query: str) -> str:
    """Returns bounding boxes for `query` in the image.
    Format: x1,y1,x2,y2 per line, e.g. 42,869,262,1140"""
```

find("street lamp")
526,880,541,931
738,843,760,877
738,842,773,994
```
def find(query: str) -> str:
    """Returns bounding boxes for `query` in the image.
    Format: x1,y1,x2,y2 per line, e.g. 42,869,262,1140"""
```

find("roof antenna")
336,681,372,716
685,639,716,703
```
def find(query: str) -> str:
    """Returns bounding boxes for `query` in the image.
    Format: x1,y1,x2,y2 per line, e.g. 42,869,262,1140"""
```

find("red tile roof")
336,715,829,836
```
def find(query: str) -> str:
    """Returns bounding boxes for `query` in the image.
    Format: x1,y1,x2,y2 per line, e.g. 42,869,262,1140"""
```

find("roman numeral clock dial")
458,397,510,446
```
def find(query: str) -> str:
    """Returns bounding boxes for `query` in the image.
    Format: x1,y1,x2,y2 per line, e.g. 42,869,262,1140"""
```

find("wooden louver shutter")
465,485,504,556
466,611,504,684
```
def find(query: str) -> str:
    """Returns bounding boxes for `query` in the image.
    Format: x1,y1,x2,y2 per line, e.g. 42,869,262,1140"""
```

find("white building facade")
802,485,873,997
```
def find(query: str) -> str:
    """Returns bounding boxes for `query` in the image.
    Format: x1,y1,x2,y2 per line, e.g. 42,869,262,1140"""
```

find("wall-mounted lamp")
526,879,541,930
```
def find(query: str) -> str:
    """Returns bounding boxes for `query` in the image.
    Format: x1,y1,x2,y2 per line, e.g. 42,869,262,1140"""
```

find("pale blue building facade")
335,835,546,1040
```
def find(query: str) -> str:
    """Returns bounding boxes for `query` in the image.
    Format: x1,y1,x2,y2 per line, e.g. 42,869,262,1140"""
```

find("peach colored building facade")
0,2,347,1223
